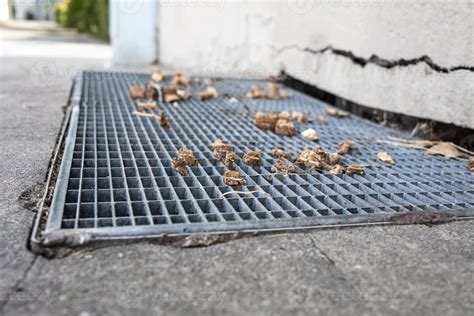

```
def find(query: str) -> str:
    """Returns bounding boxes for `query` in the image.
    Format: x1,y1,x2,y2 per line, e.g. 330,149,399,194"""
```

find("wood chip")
242,151,261,166
271,159,296,174
271,148,292,159
301,128,319,141
129,86,145,99
275,119,297,137
466,157,474,171
325,107,350,118
377,151,395,164
137,101,159,110
338,140,356,154
196,86,219,101
346,165,365,175
254,112,279,131
223,171,246,186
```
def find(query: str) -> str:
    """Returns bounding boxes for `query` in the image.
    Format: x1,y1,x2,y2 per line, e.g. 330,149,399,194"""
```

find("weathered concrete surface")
1,21,473,316
158,0,474,128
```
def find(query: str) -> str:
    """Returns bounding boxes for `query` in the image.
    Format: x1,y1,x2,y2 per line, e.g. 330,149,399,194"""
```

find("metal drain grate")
34,71,474,246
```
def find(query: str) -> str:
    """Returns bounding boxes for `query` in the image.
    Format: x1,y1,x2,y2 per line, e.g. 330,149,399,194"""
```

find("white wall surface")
110,0,158,66
158,0,474,128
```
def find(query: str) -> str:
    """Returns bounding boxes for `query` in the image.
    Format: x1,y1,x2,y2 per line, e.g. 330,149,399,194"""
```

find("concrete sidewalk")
0,22,473,316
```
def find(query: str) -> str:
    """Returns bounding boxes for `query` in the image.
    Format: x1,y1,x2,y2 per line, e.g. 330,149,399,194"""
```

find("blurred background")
0,0,472,132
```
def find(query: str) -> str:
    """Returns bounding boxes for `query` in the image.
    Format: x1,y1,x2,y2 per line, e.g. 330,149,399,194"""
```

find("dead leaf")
137,101,159,110
275,119,297,137
242,151,261,166
246,85,267,99
292,111,310,123
346,165,365,175
466,157,474,171
129,86,146,99
151,68,164,82
178,149,198,166
212,139,232,160
271,159,296,174
172,157,189,176
301,128,319,141
338,140,356,154
160,112,170,128
377,151,395,164
171,72,190,86
325,107,350,118
145,80,158,100
196,86,219,101
224,151,235,168
271,148,292,159
223,171,246,186
295,148,341,170
426,142,463,159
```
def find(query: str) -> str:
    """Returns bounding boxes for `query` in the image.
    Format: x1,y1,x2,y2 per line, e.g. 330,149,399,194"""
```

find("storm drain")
32,71,474,247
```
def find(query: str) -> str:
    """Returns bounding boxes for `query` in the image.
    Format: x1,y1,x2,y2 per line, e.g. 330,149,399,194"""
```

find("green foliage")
55,0,109,42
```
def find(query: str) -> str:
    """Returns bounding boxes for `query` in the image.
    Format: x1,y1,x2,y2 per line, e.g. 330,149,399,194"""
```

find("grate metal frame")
32,71,474,247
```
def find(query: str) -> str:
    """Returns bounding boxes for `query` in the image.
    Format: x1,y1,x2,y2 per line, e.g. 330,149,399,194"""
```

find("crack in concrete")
272,43,474,73
0,255,38,312
307,235,336,266
305,46,474,73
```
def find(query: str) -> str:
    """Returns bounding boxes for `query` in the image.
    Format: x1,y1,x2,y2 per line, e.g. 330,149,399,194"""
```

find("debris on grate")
325,107,350,118
31,71,474,250
377,151,395,165
337,140,356,155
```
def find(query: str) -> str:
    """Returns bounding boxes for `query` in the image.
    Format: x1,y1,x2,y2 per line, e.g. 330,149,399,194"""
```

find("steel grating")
33,71,474,247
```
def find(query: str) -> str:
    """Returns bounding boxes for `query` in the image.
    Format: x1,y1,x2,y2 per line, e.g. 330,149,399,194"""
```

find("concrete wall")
110,0,158,67
158,0,474,128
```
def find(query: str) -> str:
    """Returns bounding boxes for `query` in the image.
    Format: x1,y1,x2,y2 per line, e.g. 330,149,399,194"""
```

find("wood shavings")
272,148,292,159
129,86,145,99
161,84,190,103
317,116,327,124
292,111,310,123
275,119,297,137
171,72,190,86
242,151,261,166
346,165,365,175
377,151,395,164
160,112,170,128
377,139,470,160
271,159,296,174
466,157,474,171
223,171,246,186
196,86,219,101
301,128,319,141
137,101,159,111
338,140,356,154
325,107,350,118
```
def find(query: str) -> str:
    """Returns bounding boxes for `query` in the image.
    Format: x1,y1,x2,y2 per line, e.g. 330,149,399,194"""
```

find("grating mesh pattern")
48,71,474,237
